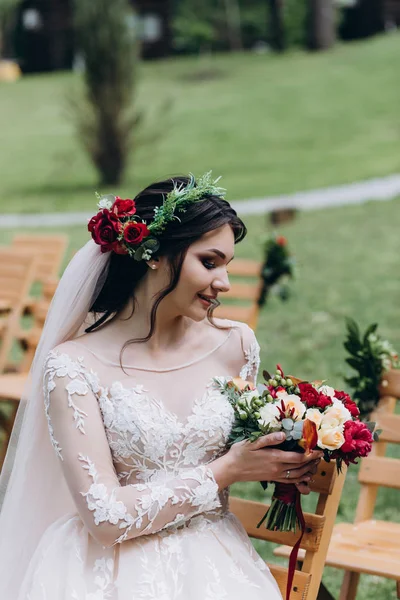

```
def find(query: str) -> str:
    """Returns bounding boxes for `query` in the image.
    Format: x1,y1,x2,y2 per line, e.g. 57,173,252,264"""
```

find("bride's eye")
202,259,216,270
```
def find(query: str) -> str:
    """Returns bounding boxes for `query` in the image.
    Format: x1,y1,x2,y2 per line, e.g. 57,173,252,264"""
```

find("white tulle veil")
0,240,110,596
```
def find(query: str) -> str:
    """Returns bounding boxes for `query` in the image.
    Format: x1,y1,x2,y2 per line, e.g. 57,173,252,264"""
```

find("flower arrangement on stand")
258,233,295,307
344,318,400,419
215,365,378,600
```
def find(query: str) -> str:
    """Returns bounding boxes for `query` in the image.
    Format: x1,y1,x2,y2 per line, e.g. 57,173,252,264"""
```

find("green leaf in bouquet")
373,429,382,442
232,435,246,443
365,421,376,433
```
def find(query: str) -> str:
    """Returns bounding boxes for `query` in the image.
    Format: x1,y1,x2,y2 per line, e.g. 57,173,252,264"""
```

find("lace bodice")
43,321,260,548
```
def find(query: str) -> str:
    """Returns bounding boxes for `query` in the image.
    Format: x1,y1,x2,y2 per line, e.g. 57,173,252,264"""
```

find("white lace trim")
239,341,261,382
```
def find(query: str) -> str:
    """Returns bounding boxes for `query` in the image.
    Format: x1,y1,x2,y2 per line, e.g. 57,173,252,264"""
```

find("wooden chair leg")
396,580,400,599
339,571,360,600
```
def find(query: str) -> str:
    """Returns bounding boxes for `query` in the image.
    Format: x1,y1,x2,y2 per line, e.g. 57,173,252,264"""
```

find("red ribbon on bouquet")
273,483,306,600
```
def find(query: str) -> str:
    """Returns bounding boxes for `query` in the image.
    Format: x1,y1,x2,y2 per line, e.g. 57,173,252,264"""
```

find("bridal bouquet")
215,365,377,534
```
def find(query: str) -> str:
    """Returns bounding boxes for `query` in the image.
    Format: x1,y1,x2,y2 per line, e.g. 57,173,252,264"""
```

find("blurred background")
0,1,399,598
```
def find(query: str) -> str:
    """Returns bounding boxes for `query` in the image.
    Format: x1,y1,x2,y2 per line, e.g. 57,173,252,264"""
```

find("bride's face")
159,224,235,321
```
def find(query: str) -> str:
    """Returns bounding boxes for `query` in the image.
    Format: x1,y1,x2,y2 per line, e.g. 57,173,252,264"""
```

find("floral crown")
88,172,226,261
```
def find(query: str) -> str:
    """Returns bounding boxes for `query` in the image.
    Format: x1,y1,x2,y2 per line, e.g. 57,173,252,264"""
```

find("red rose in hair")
340,420,373,464
111,197,136,217
298,382,320,407
88,210,121,253
335,390,360,418
123,222,150,245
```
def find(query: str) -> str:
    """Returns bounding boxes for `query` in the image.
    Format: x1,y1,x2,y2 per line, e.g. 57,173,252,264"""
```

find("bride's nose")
212,270,230,294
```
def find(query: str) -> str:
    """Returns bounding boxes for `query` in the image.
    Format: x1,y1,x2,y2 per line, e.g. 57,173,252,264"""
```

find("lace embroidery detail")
79,454,135,544
79,455,221,544
239,341,260,382
87,557,115,600
205,556,228,599
229,562,261,587
95,378,234,487
43,352,88,459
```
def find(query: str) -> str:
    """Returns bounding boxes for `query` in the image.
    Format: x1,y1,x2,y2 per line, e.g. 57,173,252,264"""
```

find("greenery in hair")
151,172,226,235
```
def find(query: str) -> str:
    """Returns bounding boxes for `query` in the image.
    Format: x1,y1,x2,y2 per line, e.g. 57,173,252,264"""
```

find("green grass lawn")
0,34,399,214
2,195,399,597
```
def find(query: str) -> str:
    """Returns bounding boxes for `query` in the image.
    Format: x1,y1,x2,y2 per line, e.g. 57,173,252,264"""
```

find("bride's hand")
223,432,322,493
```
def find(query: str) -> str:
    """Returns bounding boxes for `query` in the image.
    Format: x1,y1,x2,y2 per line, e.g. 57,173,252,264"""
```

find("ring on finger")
285,470,291,479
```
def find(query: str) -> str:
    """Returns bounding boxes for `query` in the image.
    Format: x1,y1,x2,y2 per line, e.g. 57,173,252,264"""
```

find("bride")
0,173,321,599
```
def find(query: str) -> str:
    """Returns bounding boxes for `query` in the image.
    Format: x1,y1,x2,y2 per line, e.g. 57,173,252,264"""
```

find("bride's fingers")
295,482,311,495
249,432,286,450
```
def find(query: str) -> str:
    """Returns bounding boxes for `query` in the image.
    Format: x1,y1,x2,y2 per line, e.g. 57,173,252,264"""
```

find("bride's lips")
197,293,218,308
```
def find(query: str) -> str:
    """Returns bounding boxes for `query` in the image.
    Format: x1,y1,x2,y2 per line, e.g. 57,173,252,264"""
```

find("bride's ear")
146,257,160,270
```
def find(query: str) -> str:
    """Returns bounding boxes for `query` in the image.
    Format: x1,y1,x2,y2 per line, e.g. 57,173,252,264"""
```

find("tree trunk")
309,0,336,50
268,0,285,52
223,0,242,51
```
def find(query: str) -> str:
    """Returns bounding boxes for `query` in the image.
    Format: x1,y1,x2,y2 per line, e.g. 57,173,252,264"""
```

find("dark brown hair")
86,175,246,345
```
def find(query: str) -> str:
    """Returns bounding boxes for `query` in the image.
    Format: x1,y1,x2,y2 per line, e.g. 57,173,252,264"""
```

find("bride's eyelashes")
202,259,217,270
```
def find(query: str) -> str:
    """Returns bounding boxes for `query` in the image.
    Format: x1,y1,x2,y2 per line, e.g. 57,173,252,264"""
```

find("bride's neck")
106,294,194,354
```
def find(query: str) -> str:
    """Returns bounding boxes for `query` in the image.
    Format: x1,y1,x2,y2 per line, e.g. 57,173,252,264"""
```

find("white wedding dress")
18,320,282,600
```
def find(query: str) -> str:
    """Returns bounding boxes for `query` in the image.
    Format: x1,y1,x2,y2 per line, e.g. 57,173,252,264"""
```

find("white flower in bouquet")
276,391,306,420
257,403,280,429
305,408,324,428
317,425,345,450
320,399,352,430
318,385,335,398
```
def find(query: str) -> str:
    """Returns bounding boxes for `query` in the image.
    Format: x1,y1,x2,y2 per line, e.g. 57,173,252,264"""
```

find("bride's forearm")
209,453,237,491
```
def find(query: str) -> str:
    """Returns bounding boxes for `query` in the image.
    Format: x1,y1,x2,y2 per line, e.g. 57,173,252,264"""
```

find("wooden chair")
11,234,68,281
17,277,58,372
274,369,400,599
0,249,37,373
11,234,67,314
0,278,58,471
230,461,347,600
214,258,263,330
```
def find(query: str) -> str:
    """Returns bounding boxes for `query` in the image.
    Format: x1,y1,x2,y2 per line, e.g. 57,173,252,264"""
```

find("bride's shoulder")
210,318,258,347
45,339,95,370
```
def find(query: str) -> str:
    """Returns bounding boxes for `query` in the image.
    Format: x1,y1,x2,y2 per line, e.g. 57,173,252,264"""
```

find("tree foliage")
70,0,140,185
172,0,268,53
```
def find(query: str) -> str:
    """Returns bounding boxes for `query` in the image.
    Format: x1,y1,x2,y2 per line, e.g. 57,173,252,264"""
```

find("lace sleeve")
238,324,261,384
43,351,221,548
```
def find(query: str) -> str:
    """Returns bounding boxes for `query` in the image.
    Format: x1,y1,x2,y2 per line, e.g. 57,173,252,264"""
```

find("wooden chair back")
230,461,347,599
18,277,59,372
0,249,37,373
214,258,263,330
0,277,58,472
353,370,400,523
11,234,68,284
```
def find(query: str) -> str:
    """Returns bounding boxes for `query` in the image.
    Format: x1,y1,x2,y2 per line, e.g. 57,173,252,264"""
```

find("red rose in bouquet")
88,210,122,253
339,420,373,464
216,366,377,600
297,382,320,407
335,390,360,418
